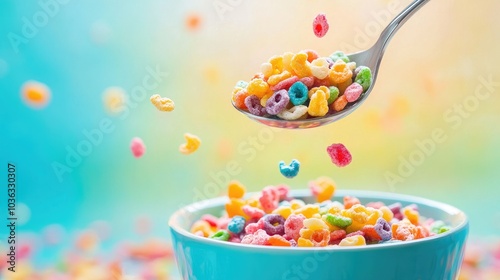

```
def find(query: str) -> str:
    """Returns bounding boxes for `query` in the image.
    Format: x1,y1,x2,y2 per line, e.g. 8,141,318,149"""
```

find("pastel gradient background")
1,0,499,278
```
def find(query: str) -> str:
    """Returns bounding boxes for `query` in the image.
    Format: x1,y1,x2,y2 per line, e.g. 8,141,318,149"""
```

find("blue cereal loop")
279,159,300,178
228,216,246,234
288,81,309,106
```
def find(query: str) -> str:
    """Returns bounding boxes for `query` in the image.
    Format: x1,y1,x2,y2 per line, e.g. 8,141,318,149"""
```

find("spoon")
233,0,430,129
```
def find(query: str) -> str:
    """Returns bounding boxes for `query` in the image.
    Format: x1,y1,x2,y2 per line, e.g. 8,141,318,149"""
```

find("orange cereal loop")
233,90,248,110
303,49,319,63
246,78,270,99
21,80,51,109
329,60,353,84
228,180,246,199
344,196,361,209
268,235,291,247
225,198,248,218
402,207,420,225
291,52,312,78
332,95,348,112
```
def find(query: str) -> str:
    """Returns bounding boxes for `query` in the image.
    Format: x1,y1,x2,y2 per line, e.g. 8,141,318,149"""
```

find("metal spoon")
233,0,430,129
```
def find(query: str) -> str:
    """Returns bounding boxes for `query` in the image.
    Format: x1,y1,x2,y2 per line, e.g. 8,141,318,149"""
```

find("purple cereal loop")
265,89,290,115
244,95,266,116
374,218,392,241
262,214,286,236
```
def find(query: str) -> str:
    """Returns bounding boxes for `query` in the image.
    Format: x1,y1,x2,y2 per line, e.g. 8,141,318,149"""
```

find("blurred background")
1,0,499,278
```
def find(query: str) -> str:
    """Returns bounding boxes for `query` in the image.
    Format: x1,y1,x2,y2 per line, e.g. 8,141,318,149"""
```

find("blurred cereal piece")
134,216,152,235
103,87,127,114
42,224,66,246
130,137,146,158
185,12,202,31
179,133,201,155
90,220,112,241
75,230,99,252
21,80,51,109
126,239,174,261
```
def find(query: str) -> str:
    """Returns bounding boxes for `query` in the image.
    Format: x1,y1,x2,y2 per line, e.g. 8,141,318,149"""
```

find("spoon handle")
375,0,430,55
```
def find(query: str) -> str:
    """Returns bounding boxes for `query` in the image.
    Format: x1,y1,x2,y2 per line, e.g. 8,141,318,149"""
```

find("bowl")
169,190,468,280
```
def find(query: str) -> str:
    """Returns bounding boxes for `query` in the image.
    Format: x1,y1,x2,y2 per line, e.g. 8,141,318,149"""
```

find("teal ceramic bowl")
169,190,468,280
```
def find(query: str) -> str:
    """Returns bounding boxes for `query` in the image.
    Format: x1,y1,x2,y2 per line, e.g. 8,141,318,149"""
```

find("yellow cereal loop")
282,52,295,73
297,237,314,247
307,90,329,117
290,199,305,210
303,218,329,230
179,133,201,155
246,198,260,208
228,180,246,199
261,62,274,78
379,206,394,222
260,92,274,107
225,198,248,218
342,204,383,233
272,206,293,219
150,94,175,112
246,78,270,99
267,70,292,86
294,205,320,218
269,55,284,74
291,52,312,78
329,59,353,84
190,220,214,237
310,57,330,79
339,235,366,246
337,78,353,93
308,86,330,99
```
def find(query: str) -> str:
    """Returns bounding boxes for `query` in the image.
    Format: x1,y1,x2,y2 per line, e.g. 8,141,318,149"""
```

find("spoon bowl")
233,0,430,129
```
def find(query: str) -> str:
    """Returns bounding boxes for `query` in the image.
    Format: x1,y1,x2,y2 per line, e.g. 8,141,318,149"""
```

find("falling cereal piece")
279,159,301,178
313,13,329,38
130,137,146,158
326,143,352,167
150,94,175,112
185,12,202,31
103,87,127,114
21,80,51,109
179,133,201,155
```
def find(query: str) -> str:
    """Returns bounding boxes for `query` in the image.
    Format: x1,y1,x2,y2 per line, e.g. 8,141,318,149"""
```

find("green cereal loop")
430,220,445,233
324,213,352,228
210,230,230,241
330,51,350,63
437,226,451,234
327,86,340,105
355,67,372,92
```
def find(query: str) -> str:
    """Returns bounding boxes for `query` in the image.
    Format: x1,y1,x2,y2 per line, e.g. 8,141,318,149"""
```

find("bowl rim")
168,189,469,251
